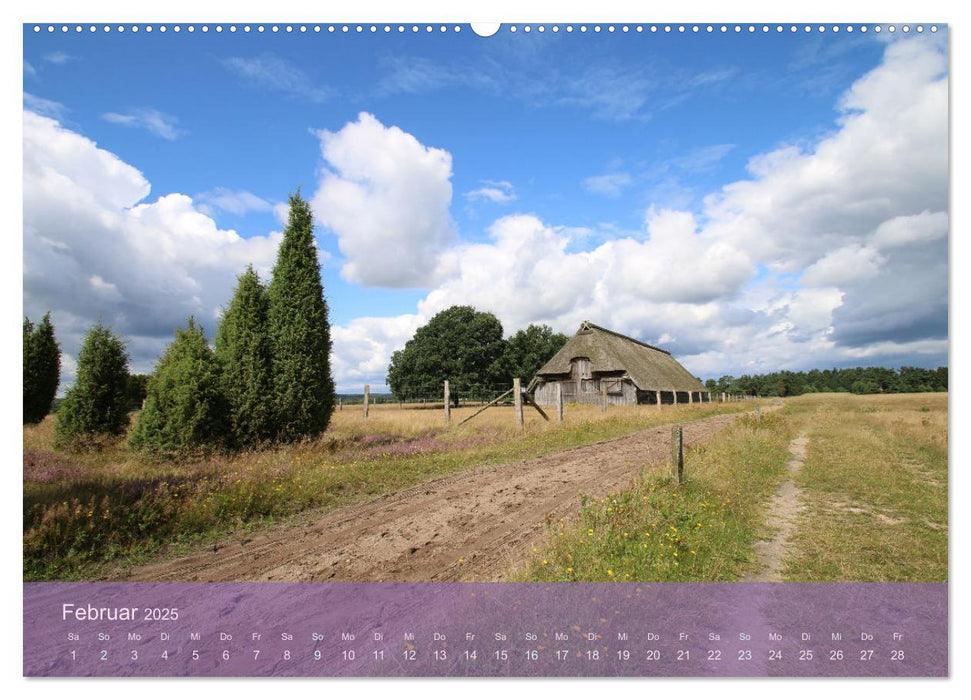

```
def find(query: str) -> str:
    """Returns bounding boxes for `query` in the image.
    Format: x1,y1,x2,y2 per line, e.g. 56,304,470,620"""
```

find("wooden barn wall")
570,358,592,379
534,378,637,406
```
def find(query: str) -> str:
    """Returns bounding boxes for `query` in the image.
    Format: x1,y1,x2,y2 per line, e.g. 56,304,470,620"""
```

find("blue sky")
22,22,949,392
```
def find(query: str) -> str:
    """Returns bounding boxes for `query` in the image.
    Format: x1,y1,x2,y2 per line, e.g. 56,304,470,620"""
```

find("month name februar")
61,603,139,621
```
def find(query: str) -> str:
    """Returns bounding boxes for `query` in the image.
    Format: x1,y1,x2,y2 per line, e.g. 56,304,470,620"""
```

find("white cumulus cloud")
23,111,282,382
327,37,948,388
330,315,424,391
23,36,949,395
311,112,456,288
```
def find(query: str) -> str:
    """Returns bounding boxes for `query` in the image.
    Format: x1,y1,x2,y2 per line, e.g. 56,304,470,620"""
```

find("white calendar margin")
4,0,962,697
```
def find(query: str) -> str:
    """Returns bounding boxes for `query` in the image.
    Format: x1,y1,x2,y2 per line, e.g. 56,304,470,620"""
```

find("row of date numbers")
71,647,907,663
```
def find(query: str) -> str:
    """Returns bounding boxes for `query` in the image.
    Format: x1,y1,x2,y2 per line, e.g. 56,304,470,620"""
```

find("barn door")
570,357,591,380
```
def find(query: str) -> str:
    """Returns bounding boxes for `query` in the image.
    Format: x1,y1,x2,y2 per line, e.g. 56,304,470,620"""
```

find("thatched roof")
532,321,706,392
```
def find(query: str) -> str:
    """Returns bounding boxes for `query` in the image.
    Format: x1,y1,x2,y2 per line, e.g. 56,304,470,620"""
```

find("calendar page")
21,14,949,679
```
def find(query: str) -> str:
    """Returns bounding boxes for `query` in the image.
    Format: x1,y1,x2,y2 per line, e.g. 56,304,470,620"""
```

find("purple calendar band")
24,582,946,677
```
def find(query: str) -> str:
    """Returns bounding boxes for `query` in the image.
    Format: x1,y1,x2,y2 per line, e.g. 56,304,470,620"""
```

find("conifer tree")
32,313,62,421
23,317,37,422
54,321,129,448
24,315,61,423
129,318,229,457
215,266,275,447
266,190,335,441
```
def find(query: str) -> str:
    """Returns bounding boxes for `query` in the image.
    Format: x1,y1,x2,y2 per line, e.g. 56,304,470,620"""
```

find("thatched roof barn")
528,321,709,406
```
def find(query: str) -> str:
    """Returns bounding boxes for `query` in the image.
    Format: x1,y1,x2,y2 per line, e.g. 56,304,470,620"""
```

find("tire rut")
113,412,745,583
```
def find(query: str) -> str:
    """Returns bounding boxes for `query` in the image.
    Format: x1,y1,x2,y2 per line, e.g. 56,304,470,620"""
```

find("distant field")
23,398,756,581
519,393,947,583
783,392,947,581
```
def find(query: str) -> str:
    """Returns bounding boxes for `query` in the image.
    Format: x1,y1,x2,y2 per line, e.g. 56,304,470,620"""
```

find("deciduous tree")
498,323,569,383
387,306,505,403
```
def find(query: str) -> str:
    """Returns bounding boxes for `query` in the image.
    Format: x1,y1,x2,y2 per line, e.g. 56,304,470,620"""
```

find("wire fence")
335,379,758,430
337,382,515,408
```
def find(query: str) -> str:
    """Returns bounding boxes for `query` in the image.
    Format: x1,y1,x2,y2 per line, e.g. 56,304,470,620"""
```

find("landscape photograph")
22,22,948,587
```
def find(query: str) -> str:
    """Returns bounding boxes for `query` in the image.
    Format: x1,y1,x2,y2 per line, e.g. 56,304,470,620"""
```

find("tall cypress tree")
129,317,229,457
216,266,275,447
266,190,335,441
23,317,38,423
24,316,62,424
31,313,62,422
54,321,129,448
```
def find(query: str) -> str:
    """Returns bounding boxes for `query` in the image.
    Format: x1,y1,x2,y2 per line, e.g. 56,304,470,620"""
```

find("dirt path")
113,412,744,583
739,434,808,582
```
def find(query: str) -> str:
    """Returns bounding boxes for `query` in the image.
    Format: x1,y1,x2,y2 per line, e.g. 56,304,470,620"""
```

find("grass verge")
24,400,758,581
515,410,794,582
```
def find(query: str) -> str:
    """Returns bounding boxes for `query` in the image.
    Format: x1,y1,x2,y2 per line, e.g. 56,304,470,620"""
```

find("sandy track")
739,434,808,582
114,413,743,583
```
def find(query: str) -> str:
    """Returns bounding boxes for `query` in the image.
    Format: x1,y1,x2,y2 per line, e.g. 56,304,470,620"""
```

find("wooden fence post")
601,382,608,414
514,377,524,430
556,382,564,422
338,397,342,411
671,426,684,484
755,407,762,421
363,385,370,418
444,380,451,424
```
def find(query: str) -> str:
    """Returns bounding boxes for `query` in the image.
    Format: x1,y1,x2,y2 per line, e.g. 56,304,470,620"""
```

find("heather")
24,400,754,580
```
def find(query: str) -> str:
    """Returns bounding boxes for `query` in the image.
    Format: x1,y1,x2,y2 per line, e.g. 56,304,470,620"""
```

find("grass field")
23,399,756,581
515,410,795,582
783,393,948,581
518,392,947,583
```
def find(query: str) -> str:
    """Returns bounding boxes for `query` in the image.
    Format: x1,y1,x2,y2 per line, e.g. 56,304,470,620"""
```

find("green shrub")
23,313,61,424
129,318,229,457
54,321,129,449
216,266,276,447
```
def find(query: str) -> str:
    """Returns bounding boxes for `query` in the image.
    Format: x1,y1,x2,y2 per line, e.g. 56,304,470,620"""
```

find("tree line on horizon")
704,365,948,398
24,191,336,457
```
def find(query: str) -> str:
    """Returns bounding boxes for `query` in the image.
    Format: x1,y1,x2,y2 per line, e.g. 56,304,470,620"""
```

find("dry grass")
23,399,759,581
782,392,947,581
516,392,948,583
516,411,796,582
333,400,717,436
